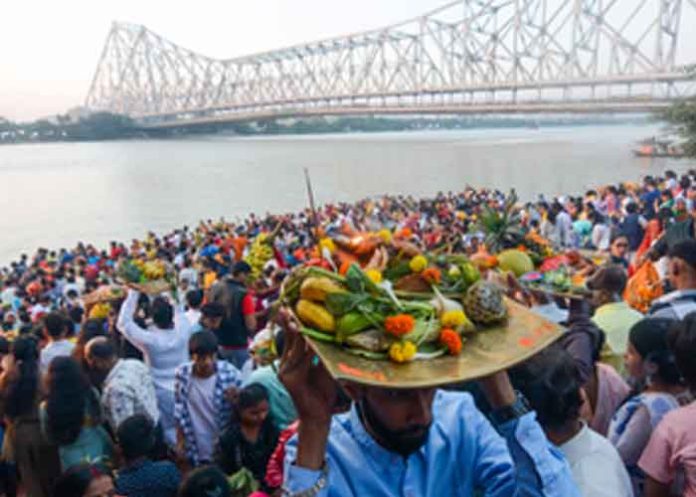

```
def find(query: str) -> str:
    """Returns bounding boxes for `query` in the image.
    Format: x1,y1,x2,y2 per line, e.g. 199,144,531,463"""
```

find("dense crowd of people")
0,167,695,497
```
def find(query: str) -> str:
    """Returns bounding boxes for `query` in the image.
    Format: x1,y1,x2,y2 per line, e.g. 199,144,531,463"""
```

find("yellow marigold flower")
319,238,336,254
377,229,392,244
409,255,428,273
365,269,383,284
441,310,466,329
389,341,417,363
448,265,462,278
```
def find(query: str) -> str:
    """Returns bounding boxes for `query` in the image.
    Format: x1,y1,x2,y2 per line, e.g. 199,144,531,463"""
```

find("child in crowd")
608,318,687,493
39,312,75,375
639,313,696,497
174,331,242,467
516,346,633,497
53,463,121,497
115,414,181,497
215,384,280,486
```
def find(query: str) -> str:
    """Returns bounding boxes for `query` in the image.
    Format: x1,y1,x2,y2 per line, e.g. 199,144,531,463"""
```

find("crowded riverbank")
0,166,695,497
3,124,695,265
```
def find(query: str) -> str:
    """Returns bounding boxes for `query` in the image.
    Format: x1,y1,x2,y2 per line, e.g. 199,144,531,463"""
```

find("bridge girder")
85,0,696,124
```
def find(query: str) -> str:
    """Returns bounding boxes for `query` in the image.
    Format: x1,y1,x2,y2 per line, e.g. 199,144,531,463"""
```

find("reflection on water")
1,125,694,264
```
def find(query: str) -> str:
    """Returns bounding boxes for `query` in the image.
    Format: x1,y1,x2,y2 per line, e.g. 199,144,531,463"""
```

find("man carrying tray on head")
276,310,579,497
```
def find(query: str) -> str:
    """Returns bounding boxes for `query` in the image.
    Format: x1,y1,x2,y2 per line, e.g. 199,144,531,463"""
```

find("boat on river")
633,137,686,158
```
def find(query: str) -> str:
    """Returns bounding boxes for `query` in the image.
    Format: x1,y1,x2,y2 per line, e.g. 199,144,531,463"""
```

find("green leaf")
345,264,366,293
300,327,336,343
325,292,369,315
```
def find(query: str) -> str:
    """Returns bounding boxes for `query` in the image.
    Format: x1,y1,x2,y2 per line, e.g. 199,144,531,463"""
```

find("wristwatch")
282,463,328,497
489,390,531,425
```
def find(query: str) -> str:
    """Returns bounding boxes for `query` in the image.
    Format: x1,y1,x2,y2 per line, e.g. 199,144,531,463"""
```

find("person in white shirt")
39,312,75,376
184,289,203,328
30,295,51,322
555,204,575,248
117,288,193,447
179,258,198,288
515,346,633,497
589,211,612,251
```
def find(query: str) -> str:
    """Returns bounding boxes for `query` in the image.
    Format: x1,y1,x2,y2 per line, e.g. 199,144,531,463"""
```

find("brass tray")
520,281,591,301
130,279,172,295
83,285,126,306
304,299,564,388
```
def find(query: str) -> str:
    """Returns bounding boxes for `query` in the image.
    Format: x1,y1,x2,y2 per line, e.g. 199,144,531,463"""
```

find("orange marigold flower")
384,314,416,337
396,227,413,239
421,267,442,284
439,328,463,355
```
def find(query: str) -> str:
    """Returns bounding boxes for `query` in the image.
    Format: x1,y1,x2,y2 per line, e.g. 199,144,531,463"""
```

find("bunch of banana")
89,302,111,320
142,260,167,280
245,233,275,281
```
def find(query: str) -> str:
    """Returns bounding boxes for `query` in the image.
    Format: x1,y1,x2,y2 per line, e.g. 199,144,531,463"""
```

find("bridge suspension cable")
85,0,696,126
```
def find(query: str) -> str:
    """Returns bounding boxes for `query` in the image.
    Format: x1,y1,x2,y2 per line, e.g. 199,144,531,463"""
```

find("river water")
1,124,694,265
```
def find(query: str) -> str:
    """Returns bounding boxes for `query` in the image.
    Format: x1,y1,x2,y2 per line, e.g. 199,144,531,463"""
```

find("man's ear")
672,259,682,278
340,381,363,403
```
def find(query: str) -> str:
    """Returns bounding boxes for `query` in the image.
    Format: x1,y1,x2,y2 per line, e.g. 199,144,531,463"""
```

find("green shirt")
593,302,643,373
244,362,297,430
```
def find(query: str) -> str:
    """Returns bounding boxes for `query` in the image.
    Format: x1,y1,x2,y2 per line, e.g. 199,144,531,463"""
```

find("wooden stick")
303,167,320,243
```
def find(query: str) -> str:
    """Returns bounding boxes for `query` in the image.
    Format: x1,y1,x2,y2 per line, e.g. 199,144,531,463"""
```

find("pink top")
590,363,631,437
639,402,696,496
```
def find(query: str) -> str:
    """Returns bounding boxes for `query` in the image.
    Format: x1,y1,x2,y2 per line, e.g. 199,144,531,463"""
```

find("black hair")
86,338,117,361
52,463,111,497
610,229,628,244
668,239,696,271
68,306,84,326
238,383,269,411
232,260,252,277
200,302,225,319
151,296,174,329
74,319,108,357
46,357,90,446
44,312,66,339
625,202,638,214
629,318,682,386
189,331,218,356
177,465,231,497
657,207,673,224
667,313,696,388
186,289,204,309
513,346,583,431
5,336,40,419
117,414,156,461
274,329,285,357
591,328,607,364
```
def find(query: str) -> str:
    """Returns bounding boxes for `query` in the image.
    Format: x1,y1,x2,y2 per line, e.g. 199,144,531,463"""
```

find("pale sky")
0,0,429,121
2,0,695,122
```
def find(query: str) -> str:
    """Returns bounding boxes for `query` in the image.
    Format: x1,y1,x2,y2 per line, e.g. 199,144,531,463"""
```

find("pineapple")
475,191,548,262
463,281,508,325
475,191,525,253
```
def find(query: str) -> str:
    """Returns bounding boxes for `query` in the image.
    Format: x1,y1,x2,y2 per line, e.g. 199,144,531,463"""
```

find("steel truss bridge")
85,0,696,128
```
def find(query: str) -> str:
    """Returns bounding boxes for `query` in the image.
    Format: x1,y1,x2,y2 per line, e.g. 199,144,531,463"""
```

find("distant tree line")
0,112,141,144
0,110,665,145
661,96,696,157
171,114,647,138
